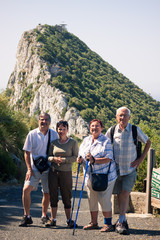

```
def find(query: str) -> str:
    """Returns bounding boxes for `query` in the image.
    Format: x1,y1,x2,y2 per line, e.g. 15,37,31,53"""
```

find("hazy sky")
0,0,160,101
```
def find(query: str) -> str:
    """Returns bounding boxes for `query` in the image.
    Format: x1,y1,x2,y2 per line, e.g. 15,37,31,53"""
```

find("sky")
0,0,160,101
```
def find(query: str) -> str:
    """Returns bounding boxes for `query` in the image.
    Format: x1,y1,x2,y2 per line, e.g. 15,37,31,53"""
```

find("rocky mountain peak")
7,25,89,137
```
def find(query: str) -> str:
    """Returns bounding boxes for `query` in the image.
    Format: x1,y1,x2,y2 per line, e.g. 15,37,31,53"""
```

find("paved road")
0,175,160,240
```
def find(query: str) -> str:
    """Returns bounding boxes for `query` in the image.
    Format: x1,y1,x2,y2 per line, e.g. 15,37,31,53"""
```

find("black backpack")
110,125,142,158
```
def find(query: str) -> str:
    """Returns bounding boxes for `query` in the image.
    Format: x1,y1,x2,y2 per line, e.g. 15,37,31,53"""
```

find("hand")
25,169,35,181
54,156,62,165
130,157,143,168
77,156,83,164
86,153,95,164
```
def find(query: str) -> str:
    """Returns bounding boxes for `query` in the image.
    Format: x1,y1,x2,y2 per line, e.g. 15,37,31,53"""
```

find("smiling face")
57,124,68,139
39,114,51,134
90,120,103,139
116,108,131,130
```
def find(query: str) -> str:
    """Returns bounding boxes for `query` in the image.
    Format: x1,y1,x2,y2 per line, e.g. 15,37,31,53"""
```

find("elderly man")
106,107,151,235
19,112,58,227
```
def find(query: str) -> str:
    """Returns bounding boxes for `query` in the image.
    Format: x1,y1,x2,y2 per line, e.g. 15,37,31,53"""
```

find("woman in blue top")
77,119,117,232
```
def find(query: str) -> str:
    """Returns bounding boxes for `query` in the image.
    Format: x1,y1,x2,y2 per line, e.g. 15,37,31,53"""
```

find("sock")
27,215,31,218
119,215,126,223
104,217,112,225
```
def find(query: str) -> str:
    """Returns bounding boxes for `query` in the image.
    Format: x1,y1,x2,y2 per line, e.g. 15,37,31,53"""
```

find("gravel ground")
0,175,160,240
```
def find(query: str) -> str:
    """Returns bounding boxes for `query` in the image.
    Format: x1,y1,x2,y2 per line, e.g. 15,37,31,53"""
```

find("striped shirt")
106,123,148,176
79,133,117,184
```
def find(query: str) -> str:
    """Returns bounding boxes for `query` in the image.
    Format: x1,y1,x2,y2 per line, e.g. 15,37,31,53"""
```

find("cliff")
7,24,89,137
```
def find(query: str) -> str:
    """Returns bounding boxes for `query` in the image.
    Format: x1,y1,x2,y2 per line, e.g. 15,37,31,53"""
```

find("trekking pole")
73,160,89,235
70,163,81,224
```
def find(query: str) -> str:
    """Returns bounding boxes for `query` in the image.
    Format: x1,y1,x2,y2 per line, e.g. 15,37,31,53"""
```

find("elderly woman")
45,120,78,228
77,119,117,232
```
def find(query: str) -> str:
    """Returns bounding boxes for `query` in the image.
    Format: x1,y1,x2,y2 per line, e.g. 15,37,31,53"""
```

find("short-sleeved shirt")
106,123,148,176
79,133,117,184
23,127,58,171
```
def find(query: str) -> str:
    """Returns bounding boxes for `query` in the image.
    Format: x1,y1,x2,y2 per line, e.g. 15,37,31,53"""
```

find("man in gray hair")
19,112,58,227
106,106,151,235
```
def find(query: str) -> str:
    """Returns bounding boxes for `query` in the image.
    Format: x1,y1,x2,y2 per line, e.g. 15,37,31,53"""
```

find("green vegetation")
0,93,38,182
33,24,160,135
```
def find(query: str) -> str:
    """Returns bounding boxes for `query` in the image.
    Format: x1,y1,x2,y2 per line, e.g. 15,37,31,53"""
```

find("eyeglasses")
39,118,50,122
117,114,129,118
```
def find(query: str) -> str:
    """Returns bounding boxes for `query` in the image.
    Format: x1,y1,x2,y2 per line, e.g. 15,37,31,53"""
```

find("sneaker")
19,215,33,227
41,215,50,224
115,221,128,235
45,219,56,227
67,219,78,228
123,220,129,230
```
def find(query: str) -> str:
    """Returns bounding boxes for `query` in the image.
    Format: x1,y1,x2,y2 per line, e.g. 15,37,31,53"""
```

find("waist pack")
33,156,49,174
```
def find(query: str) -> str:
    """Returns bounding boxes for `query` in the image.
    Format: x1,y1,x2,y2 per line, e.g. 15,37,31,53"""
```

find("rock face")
7,25,89,137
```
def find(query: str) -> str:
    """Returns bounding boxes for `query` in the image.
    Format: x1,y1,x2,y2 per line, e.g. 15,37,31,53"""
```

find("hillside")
6,24,160,134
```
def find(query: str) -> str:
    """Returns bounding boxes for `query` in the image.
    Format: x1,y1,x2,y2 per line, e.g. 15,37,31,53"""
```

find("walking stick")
73,160,89,235
70,163,81,224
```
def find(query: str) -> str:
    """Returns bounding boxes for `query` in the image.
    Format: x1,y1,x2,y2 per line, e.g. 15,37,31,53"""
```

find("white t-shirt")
23,127,58,171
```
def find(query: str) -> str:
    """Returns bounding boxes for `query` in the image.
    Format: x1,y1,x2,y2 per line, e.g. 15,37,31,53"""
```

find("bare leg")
102,210,112,218
42,193,50,217
91,211,98,224
22,185,34,216
65,208,71,220
50,207,58,219
117,190,130,217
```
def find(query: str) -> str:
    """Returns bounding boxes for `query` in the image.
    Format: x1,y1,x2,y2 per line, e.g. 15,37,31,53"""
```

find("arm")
48,142,62,165
131,138,151,168
24,151,35,180
85,152,111,164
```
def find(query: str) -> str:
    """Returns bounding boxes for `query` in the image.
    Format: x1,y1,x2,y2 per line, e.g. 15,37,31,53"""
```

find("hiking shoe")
41,215,50,224
115,221,128,235
67,219,78,228
124,220,129,229
45,219,56,227
19,215,33,227
83,222,99,230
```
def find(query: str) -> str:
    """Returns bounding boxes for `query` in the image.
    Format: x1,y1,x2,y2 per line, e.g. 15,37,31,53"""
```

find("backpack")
110,124,142,158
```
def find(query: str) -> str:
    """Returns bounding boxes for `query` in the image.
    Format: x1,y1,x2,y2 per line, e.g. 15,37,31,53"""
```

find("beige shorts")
86,178,116,212
24,169,49,193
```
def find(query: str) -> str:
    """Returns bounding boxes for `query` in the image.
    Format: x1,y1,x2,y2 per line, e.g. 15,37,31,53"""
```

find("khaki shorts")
86,178,116,212
113,169,137,194
24,169,49,193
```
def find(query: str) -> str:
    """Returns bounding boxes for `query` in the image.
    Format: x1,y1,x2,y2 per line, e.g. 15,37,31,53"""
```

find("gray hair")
116,107,131,116
39,112,51,122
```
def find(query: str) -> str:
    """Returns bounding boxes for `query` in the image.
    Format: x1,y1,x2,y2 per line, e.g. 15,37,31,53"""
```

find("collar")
118,123,130,132
37,127,50,135
90,133,104,144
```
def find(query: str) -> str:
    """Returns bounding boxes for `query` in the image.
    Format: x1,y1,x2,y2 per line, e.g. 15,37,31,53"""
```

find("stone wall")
112,192,146,214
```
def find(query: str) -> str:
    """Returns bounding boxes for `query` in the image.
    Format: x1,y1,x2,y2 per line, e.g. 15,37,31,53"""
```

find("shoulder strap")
46,130,50,155
132,125,142,158
132,125,137,146
110,125,116,144
90,161,111,173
